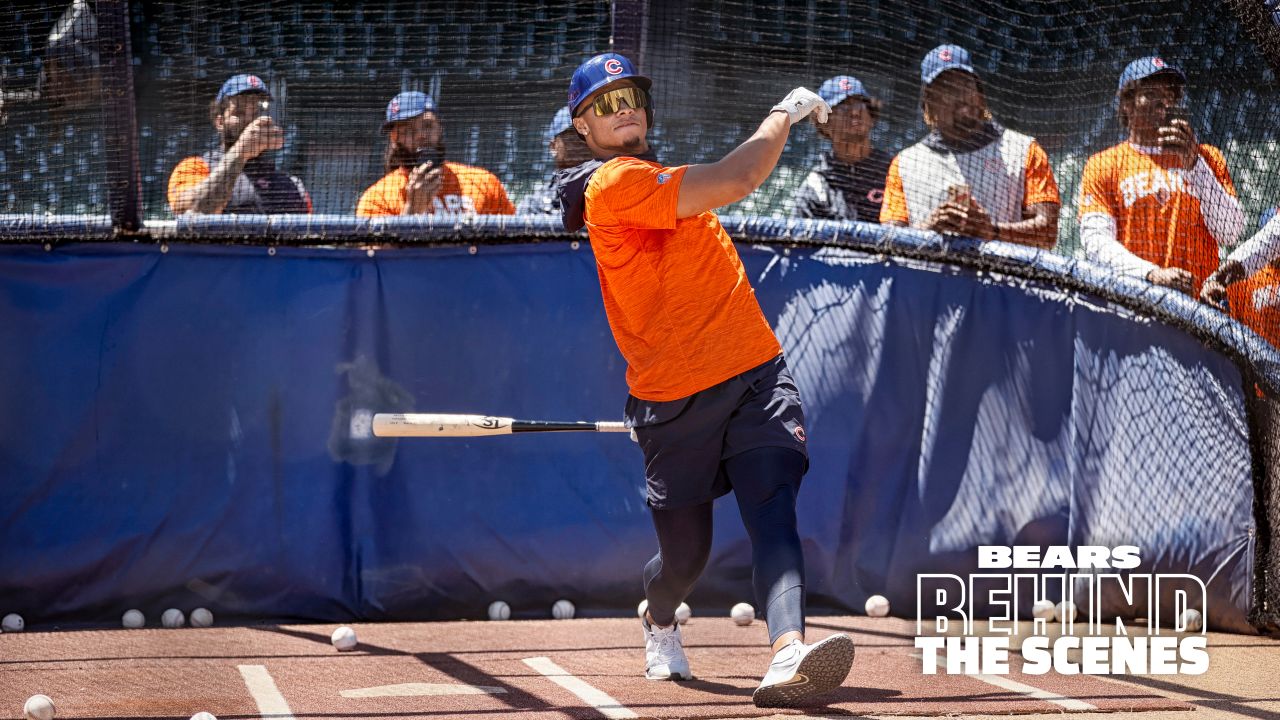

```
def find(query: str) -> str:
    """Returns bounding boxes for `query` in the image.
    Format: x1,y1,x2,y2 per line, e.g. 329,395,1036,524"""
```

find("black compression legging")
643,446,807,644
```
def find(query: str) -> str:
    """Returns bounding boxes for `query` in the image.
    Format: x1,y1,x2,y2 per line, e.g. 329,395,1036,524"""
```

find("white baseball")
3,613,25,632
122,609,146,629
636,599,649,620
190,713,218,720
161,608,185,628
330,625,358,651
552,599,575,620
674,602,691,624
730,602,755,626
864,594,891,618
1178,608,1203,632
23,694,55,720
1055,600,1078,624
1031,599,1056,620
487,601,511,621
190,608,214,628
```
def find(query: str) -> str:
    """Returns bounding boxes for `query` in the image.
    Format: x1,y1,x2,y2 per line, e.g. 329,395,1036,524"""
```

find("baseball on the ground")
122,609,145,628
674,602,691,624
3,613,25,632
23,694,55,720
552,599,575,620
1031,599,1056,620
1179,608,1204,632
161,608,185,628
190,713,218,720
487,601,511,621
864,594,891,617
730,602,755,626
330,625,358,651
637,599,649,620
1055,600,1078,623
190,608,214,628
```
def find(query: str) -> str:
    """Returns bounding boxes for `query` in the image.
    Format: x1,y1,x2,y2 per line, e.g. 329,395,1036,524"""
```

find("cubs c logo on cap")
604,58,624,75
1153,57,1166,68
248,76,262,88
939,49,953,61
390,98,400,113
839,78,852,91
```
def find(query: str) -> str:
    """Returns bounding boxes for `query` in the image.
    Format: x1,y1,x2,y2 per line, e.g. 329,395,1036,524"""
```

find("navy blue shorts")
624,355,808,509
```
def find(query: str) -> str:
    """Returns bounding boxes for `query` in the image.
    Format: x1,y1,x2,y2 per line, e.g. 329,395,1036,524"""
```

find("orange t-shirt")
166,156,313,214
1230,266,1280,349
1078,143,1237,289
583,156,781,401
356,162,515,216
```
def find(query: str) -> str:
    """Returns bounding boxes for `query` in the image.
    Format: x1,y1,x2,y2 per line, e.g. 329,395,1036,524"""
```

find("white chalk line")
912,651,1099,711
237,664,298,719
523,656,638,719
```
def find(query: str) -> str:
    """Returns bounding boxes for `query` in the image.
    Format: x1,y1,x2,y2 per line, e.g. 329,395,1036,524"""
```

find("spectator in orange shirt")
167,74,311,215
880,45,1060,248
1079,57,1244,295
356,91,515,216
558,52,853,708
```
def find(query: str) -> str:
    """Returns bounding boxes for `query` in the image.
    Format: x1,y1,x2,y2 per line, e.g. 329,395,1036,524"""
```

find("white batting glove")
771,87,830,125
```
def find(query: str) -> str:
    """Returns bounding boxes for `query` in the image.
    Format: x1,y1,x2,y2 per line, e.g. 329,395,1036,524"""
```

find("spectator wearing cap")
1080,57,1243,295
516,107,594,215
880,44,1060,249
790,75,891,222
168,74,311,215
356,90,515,217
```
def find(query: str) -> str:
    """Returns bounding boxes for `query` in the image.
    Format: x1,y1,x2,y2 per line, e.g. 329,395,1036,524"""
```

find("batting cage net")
1,0,1280,632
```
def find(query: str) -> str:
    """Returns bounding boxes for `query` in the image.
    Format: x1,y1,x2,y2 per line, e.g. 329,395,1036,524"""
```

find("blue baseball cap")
818,75,871,108
544,107,574,142
382,91,438,131
1117,57,1186,93
215,74,270,104
567,53,652,117
921,44,975,85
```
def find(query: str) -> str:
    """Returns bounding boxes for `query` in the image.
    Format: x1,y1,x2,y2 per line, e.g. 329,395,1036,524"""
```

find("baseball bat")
372,413,629,438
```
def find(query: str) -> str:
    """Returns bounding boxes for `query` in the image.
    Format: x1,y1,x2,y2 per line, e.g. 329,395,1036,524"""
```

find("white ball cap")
552,599,575,620
161,608,185,628
23,694,55,720
190,713,218,720
730,602,755,626
674,602,691,624
864,594,891,617
3,613,25,632
122,609,146,628
190,608,214,628
487,601,511,621
330,625,358,651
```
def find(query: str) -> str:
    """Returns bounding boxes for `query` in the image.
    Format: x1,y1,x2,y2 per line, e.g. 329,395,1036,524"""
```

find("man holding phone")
1078,57,1244,294
880,45,1060,249
168,74,311,215
357,90,515,216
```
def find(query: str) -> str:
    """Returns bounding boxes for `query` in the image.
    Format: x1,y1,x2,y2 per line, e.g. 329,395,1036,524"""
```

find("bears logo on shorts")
793,425,806,443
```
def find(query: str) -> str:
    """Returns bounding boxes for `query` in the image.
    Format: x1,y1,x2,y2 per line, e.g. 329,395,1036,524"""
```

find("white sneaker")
643,618,692,680
752,634,854,708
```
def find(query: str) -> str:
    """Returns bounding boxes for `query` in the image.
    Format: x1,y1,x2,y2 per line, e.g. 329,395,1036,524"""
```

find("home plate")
340,683,508,698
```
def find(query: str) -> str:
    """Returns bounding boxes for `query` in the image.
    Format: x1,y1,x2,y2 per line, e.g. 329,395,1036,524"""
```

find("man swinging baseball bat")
555,53,854,708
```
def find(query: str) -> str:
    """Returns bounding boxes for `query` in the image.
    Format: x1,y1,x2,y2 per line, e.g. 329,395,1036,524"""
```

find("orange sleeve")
1077,153,1116,219
1023,141,1061,207
879,154,908,224
356,173,403,217
167,157,211,213
485,173,516,215
589,157,686,230
1199,145,1238,196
